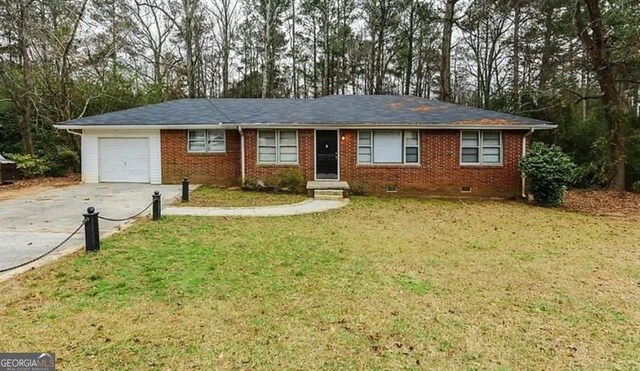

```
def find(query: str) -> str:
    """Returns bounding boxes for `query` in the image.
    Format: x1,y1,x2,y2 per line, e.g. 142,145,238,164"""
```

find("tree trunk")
438,0,456,102
291,0,298,98
512,3,520,107
538,5,554,90
404,2,415,96
18,0,33,154
575,0,626,190
261,0,271,98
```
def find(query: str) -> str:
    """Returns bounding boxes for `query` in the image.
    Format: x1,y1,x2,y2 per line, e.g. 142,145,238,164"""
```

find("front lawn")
1,196,639,369
182,186,307,207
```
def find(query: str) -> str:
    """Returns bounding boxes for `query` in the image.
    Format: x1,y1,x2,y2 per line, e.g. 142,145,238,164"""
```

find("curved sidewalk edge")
163,199,349,217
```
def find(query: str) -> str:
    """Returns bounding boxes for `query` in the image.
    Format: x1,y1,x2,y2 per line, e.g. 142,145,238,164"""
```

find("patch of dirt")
385,102,404,109
450,118,518,126
410,105,439,113
0,174,80,201
564,190,640,219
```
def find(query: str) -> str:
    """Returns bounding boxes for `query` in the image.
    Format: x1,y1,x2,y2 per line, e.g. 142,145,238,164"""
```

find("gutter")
521,128,535,198
65,129,82,137
238,125,245,184
54,124,557,131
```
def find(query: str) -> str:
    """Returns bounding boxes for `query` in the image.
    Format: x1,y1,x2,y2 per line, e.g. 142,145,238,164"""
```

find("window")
460,130,502,165
358,130,419,164
188,129,226,153
258,130,298,164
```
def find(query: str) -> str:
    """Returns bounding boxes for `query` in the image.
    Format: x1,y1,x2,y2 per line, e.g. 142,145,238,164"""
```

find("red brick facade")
339,129,526,197
243,129,315,181
161,129,241,184
161,128,527,198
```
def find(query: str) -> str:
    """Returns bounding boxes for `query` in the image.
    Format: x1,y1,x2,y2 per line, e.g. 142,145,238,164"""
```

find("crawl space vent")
461,186,472,193
385,185,398,193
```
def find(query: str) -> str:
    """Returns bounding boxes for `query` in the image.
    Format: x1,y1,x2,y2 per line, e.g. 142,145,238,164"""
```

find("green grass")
181,186,307,207
1,196,640,369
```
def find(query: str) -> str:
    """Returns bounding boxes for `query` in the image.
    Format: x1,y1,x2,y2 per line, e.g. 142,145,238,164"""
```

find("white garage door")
98,138,150,183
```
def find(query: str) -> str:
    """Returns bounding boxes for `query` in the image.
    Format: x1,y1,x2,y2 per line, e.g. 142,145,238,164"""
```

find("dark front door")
316,130,338,179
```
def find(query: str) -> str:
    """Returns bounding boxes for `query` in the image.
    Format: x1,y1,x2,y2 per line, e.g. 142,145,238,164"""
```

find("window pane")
461,148,479,163
358,146,371,163
279,154,297,163
405,131,419,146
405,147,419,163
258,146,276,162
207,130,225,152
482,147,500,163
189,142,206,152
208,140,224,152
482,154,500,163
189,130,206,140
482,131,500,147
461,131,479,147
279,145,297,163
358,154,372,163
358,130,372,146
258,131,276,146
188,130,206,151
373,130,403,163
279,130,297,146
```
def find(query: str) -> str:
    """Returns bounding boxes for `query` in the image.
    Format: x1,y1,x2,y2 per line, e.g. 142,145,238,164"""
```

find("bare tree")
438,0,457,102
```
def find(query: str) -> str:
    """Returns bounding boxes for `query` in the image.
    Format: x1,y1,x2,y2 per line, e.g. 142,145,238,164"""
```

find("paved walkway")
163,199,349,217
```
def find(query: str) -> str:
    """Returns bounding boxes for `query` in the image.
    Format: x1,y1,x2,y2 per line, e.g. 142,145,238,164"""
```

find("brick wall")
244,129,315,182
339,129,527,198
161,129,241,184
162,127,527,198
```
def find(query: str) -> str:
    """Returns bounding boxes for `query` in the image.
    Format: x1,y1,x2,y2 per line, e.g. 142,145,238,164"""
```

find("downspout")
521,128,535,198
238,125,245,185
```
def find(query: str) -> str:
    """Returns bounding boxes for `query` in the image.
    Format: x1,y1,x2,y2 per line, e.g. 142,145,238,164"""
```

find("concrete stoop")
313,189,344,200
307,181,350,200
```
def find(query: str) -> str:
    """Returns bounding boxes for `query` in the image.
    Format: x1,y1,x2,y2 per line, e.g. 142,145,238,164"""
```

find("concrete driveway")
0,183,182,280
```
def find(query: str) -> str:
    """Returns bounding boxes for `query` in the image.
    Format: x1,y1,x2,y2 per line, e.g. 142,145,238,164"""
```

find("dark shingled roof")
57,95,553,128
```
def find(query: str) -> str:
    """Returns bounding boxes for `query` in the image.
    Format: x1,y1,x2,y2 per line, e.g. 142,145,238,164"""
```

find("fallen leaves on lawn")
564,190,640,219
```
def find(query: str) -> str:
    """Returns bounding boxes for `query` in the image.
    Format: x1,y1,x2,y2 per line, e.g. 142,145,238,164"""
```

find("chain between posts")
0,220,86,273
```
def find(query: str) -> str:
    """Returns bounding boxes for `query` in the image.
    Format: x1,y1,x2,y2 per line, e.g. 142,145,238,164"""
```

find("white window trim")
187,129,226,153
257,129,299,165
357,129,420,165
459,130,503,166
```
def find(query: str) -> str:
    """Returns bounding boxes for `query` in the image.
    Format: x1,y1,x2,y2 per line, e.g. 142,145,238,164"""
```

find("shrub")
520,142,577,206
266,169,305,193
6,153,51,178
350,184,367,196
241,176,267,191
632,181,640,193
47,148,80,177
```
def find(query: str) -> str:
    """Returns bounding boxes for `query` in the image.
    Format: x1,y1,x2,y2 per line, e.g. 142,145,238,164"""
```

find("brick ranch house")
55,95,555,198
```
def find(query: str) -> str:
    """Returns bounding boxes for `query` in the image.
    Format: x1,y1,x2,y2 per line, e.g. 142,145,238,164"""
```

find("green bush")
520,142,577,206
6,153,51,178
632,181,640,193
241,176,266,191
350,184,367,196
47,148,80,177
266,169,305,193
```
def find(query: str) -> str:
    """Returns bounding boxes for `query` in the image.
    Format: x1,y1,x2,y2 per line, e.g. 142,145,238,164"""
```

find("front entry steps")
307,181,350,200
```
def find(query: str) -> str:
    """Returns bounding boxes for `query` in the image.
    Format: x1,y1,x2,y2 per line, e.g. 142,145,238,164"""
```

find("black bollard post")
182,177,189,203
83,206,100,252
152,190,161,221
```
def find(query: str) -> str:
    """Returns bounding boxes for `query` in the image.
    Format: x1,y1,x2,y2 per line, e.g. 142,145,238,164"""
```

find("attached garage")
81,129,162,184
98,138,150,183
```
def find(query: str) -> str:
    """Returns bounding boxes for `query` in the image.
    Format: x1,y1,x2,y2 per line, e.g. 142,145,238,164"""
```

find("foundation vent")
385,185,398,193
